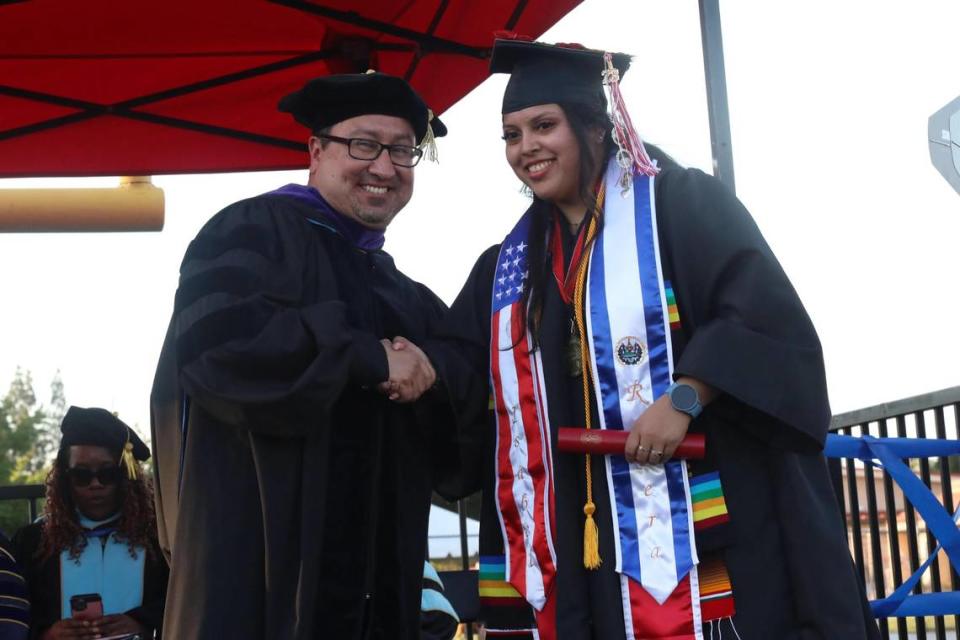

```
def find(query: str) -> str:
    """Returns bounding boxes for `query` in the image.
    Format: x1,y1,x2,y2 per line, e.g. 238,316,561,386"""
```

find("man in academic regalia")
150,73,485,639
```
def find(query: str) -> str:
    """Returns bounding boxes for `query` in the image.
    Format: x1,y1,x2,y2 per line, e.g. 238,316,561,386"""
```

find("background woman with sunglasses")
13,407,167,640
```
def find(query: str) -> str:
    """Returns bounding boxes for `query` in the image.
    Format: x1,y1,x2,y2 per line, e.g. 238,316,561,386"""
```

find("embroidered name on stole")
489,210,557,621
584,164,702,639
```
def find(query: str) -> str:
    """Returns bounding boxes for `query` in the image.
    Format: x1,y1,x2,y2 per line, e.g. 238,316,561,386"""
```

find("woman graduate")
435,37,880,639
13,407,168,640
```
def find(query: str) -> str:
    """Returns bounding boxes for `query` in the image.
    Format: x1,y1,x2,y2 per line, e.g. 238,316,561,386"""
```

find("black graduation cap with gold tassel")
59,406,150,480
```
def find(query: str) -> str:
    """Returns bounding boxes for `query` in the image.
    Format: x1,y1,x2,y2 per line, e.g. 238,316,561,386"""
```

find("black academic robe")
438,157,880,639
0,531,29,639
150,193,484,640
11,521,167,639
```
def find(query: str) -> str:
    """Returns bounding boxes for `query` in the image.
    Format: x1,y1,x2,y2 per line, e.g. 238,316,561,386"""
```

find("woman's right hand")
41,618,103,640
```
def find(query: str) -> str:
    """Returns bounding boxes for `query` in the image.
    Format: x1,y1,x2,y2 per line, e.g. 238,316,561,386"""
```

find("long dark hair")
518,98,615,345
38,448,159,561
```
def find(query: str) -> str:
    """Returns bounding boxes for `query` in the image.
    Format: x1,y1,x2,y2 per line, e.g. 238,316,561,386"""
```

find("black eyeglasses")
66,466,123,487
318,135,423,167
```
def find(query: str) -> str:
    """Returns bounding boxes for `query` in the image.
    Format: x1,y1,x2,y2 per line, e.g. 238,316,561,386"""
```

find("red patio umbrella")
0,0,581,178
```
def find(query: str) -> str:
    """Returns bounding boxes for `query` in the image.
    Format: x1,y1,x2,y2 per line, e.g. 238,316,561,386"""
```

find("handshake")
378,336,436,403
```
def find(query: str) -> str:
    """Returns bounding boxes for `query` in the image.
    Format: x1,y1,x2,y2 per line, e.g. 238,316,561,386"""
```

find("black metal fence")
0,483,44,534
830,386,960,640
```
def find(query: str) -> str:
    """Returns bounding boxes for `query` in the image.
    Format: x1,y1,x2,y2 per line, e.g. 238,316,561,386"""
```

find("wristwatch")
667,382,702,419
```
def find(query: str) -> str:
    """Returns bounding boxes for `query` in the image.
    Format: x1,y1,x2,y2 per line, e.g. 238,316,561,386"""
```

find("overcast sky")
1,0,958,457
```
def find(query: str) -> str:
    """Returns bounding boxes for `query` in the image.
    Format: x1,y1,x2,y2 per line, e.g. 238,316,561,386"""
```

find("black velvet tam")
490,38,631,114
59,406,149,461
279,71,448,142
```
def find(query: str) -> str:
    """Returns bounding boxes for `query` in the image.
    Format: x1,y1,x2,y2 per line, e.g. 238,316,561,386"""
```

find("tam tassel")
583,500,602,569
114,410,140,480
121,441,139,480
601,52,658,186
421,109,439,163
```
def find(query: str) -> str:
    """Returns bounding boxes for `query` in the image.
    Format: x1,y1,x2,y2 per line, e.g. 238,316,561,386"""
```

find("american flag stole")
489,209,558,637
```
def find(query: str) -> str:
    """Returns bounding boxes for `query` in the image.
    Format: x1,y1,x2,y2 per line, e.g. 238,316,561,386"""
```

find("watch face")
672,384,698,411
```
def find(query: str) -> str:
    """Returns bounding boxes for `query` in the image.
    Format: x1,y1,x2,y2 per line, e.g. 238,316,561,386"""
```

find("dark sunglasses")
66,466,123,487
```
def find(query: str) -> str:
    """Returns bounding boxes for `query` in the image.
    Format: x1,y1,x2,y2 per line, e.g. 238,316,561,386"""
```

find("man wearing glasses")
151,72,484,639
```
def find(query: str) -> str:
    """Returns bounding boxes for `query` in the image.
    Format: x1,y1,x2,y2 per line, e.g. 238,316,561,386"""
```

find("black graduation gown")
0,531,30,639
150,193,483,640
437,162,880,639
11,521,168,639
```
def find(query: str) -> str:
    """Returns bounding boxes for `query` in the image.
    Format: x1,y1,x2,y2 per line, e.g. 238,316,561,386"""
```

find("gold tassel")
421,109,439,163
583,500,601,569
121,440,138,481
572,189,605,569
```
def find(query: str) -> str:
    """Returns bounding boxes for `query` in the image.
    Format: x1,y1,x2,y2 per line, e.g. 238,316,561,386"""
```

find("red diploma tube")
557,428,705,460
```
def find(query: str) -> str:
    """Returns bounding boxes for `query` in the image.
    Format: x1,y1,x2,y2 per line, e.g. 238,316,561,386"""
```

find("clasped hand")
378,336,436,403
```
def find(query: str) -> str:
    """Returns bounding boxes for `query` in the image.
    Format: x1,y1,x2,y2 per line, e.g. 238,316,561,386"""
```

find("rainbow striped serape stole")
698,553,736,621
479,556,525,606
478,556,538,636
664,281,681,330
691,471,729,531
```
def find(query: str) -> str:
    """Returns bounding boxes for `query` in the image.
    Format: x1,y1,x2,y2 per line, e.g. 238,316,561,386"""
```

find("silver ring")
651,449,663,458
636,445,646,453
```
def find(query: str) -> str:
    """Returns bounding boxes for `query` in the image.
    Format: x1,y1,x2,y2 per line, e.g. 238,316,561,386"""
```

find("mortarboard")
490,37,631,115
279,71,447,148
60,406,149,480
491,36,657,180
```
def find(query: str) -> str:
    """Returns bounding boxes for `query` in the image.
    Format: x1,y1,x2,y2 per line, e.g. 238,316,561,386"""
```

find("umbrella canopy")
0,0,581,177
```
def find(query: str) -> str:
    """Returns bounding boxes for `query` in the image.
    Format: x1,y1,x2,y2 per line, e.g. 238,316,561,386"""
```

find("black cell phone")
70,593,103,620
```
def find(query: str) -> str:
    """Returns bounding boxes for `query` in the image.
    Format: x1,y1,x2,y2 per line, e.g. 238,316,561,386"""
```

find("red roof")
0,0,581,177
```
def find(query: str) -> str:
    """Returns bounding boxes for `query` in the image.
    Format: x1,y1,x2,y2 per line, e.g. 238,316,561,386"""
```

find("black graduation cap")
60,406,150,464
490,38,632,114
278,71,448,145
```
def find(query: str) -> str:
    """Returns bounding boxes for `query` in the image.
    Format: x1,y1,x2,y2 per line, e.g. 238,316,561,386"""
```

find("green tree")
0,368,66,535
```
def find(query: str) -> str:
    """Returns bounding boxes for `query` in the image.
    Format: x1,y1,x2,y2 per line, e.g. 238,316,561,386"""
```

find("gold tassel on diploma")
572,188,604,569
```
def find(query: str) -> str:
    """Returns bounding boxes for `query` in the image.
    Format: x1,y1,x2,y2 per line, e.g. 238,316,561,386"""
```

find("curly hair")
38,448,159,562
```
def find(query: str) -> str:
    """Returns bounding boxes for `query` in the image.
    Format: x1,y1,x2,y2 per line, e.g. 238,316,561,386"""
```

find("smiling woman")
502,104,588,222
11,407,168,640
433,37,881,640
